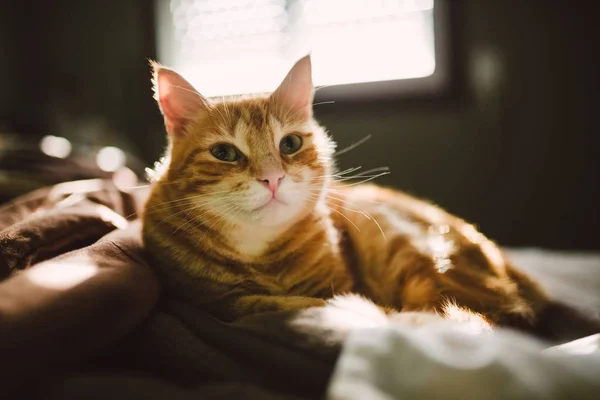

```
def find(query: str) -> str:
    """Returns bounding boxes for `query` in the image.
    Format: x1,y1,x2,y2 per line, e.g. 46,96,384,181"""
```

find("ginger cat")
142,56,589,338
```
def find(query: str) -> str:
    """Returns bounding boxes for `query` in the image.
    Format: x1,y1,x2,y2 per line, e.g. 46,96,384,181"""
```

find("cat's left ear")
151,61,210,138
271,55,314,120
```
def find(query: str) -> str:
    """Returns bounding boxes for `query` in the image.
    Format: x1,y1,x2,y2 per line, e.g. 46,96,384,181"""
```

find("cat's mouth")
253,198,288,212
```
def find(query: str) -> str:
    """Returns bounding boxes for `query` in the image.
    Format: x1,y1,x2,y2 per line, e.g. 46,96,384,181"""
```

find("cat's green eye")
280,134,303,155
210,144,240,162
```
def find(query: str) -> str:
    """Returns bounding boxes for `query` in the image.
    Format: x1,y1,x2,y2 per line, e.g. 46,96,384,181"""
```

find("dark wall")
1,1,598,250
0,0,164,158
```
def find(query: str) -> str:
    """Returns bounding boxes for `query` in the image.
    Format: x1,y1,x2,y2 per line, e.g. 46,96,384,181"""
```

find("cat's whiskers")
146,188,234,207
350,166,390,175
311,100,336,107
227,202,247,229
311,187,387,206
158,195,241,225
315,166,390,181
344,172,390,186
303,204,328,232
177,208,221,237
141,189,235,215
306,191,387,241
173,199,239,236
334,135,373,157
328,206,362,232
133,176,197,188
306,193,361,234
158,203,200,225
330,173,390,183
312,171,390,183
157,199,228,227
335,166,364,176
322,199,365,215
314,166,363,179
192,202,243,246
337,199,387,241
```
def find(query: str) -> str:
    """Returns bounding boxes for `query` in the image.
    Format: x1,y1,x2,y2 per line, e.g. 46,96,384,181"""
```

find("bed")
1,178,598,399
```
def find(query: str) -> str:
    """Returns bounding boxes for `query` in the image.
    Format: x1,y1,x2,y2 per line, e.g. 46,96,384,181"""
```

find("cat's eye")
280,134,303,155
210,144,240,162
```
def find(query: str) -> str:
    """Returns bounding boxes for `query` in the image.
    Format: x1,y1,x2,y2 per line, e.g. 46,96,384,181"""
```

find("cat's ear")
271,55,314,120
151,61,209,138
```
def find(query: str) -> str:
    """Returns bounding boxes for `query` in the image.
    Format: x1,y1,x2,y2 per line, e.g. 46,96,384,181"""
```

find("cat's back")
329,183,547,325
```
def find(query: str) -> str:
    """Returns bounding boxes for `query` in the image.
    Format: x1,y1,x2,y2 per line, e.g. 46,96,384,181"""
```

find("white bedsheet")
327,248,600,400
506,248,600,319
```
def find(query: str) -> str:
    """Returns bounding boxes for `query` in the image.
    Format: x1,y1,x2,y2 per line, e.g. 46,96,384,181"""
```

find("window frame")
313,0,452,103
154,0,453,103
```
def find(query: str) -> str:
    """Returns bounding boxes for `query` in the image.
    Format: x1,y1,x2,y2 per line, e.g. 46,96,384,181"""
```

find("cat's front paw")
389,305,492,331
324,294,389,326
388,311,446,327
290,294,389,337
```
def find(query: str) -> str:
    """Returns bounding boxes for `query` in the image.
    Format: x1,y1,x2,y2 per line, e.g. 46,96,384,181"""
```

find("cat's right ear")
271,55,314,120
151,61,209,138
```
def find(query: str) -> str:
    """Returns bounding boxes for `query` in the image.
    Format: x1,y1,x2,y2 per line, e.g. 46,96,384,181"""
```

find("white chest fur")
227,224,285,258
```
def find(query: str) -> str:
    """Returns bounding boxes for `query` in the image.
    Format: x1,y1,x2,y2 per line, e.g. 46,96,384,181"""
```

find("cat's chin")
253,198,288,212
244,201,307,228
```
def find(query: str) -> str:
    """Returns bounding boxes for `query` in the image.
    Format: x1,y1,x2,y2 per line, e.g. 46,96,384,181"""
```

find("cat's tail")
503,263,600,344
528,301,600,343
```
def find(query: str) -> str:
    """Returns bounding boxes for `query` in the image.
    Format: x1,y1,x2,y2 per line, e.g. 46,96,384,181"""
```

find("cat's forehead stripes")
223,104,242,134
242,102,269,131
214,100,270,135
232,119,252,155
216,100,280,161
230,114,278,163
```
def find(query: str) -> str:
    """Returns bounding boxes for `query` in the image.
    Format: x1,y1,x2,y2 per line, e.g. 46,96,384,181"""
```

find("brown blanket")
0,179,355,400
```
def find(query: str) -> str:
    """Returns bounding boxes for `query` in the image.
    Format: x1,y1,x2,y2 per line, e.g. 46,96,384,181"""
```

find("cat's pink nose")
258,171,285,195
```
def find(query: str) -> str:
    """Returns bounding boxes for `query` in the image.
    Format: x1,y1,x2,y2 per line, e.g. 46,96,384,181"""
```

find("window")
155,0,443,98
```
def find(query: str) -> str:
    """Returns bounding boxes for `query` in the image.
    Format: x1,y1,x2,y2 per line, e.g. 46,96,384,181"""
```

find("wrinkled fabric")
328,324,600,400
0,179,341,399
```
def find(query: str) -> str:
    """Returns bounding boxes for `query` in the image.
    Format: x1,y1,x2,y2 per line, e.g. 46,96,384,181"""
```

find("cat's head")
149,56,335,228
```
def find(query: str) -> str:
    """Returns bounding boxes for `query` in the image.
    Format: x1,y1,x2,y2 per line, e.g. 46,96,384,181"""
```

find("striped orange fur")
142,56,549,330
